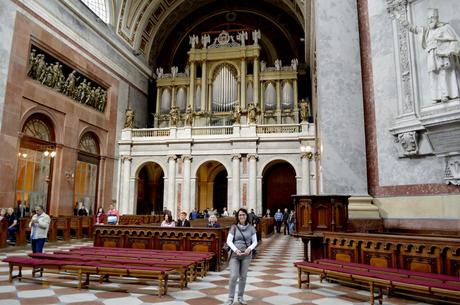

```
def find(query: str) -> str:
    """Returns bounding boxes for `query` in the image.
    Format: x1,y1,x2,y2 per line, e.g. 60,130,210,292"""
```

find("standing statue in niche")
299,99,309,123
184,105,193,126
124,106,135,128
401,8,460,103
27,49,37,77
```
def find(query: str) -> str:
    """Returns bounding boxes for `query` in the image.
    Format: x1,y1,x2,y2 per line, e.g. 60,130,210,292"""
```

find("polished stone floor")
0,234,431,305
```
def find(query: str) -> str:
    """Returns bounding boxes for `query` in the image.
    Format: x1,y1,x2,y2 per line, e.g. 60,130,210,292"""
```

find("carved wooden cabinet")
292,195,349,234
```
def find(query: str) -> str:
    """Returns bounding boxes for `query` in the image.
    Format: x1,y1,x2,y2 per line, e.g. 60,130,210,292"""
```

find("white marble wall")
315,0,368,195
368,0,446,186
0,1,17,130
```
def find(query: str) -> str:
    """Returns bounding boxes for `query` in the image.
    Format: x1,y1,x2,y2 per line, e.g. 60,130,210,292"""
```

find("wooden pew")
0,219,8,248
54,216,71,241
295,259,460,305
93,225,224,271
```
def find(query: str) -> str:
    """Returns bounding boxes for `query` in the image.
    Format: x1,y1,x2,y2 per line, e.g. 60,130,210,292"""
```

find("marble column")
301,153,311,194
167,155,177,217
315,0,379,218
121,156,132,215
189,61,196,109
201,61,207,111
232,154,241,212
190,177,196,212
171,86,176,107
241,59,246,109
253,58,260,106
247,154,257,212
182,155,192,214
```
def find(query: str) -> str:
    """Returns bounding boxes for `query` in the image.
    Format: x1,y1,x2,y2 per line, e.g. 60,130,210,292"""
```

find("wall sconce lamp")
65,171,74,183
43,150,56,158
18,152,28,158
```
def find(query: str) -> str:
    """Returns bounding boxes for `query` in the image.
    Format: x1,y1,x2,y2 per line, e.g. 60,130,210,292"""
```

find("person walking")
224,208,257,305
29,205,51,253
274,209,283,233
282,208,290,235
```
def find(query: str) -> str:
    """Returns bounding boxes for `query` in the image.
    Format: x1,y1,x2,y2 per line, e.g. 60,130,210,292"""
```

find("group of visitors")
160,210,222,228
0,207,19,243
272,208,296,235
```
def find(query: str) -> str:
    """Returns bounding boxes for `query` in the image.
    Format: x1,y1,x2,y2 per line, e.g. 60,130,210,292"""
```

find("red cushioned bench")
294,259,460,305
3,255,172,295
68,246,213,277
30,252,193,288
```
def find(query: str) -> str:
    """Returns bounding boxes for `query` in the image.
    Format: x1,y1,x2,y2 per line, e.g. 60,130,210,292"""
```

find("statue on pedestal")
184,105,193,126
124,106,135,128
170,106,179,127
232,104,241,124
247,103,257,124
299,99,309,122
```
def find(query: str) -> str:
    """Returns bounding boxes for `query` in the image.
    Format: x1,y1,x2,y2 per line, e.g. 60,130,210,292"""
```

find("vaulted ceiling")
114,0,308,70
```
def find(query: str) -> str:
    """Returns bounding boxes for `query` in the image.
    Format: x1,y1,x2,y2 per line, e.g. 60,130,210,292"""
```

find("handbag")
224,226,236,260
235,225,257,259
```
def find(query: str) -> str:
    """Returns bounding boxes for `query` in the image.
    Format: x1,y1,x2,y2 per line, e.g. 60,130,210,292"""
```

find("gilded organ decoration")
154,29,299,127
27,48,107,112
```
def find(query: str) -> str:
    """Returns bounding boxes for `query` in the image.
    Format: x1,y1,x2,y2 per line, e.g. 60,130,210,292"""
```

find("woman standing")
225,208,257,305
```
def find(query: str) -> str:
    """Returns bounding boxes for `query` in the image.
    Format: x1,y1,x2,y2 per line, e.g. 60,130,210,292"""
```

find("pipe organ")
154,30,300,127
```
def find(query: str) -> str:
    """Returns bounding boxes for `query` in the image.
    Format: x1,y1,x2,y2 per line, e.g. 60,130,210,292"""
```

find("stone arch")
261,159,297,216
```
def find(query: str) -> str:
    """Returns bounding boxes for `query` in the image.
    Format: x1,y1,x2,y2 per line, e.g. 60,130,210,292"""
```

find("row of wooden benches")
295,259,460,304
3,246,214,296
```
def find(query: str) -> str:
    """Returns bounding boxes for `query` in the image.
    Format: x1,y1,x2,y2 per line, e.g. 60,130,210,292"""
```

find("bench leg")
77,270,82,290
8,264,13,282
378,287,383,305
297,268,301,288
369,282,374,305
18,266,22,281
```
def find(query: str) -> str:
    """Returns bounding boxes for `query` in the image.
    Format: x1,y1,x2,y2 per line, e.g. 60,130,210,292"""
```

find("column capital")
167,155,178,162
121,155,132,162
300,152,313,160
232,154,241,160
247,154,258,161
182,155,193,161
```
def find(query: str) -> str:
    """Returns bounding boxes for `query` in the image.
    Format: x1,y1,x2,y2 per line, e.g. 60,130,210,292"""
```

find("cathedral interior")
0,0,460,304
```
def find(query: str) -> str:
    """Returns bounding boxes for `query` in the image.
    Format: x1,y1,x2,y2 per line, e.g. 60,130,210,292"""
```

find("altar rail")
93,225,228,271
320,232,460,276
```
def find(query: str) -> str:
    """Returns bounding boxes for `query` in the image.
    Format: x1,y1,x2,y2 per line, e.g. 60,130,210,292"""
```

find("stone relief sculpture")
400,8,460,103
184,105,193,126
124,106,135,128
299,99,309,122
445,156,460,185
396,131,419,156
232,104,241,124
27,49,107,112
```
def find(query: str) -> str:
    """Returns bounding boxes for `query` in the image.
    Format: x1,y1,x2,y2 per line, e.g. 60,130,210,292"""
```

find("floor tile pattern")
0,235,431,304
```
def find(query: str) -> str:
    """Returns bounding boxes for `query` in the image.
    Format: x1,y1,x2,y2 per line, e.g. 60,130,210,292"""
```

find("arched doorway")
16,114,56,214
136,162,164,215
262,161,296,215
74,132,100,215
196,161,227,214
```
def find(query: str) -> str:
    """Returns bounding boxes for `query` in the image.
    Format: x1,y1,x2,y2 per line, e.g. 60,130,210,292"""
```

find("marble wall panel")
316,0,368,195
368,0,447,186
0,1,17,129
